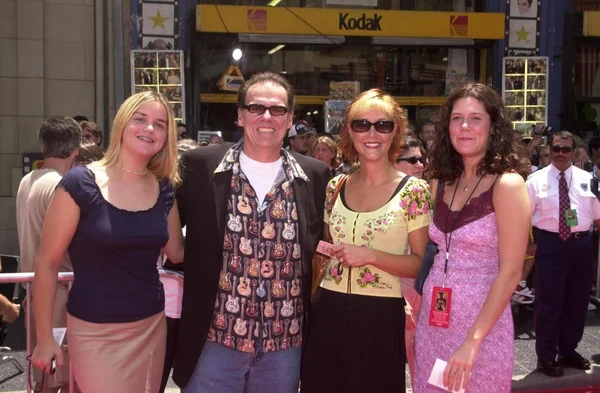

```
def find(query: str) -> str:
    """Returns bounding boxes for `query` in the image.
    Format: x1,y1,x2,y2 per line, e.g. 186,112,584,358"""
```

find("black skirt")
300,288,406,393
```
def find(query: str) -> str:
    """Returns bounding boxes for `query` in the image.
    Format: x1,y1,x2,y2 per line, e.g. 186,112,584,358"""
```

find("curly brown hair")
425,83,529,182
338,89,407,164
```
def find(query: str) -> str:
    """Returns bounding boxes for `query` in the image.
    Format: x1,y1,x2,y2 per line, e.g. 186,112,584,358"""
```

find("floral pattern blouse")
320,174,433,298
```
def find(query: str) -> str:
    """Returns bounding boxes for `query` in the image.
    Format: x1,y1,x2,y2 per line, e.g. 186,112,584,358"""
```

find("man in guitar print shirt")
174,72,331,393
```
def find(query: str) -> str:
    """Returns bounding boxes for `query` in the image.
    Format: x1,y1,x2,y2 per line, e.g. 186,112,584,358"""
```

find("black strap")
395,175,412,200
433,179,444,211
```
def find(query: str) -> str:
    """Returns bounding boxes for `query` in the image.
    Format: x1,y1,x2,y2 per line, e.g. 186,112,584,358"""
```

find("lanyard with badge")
429,175,484,329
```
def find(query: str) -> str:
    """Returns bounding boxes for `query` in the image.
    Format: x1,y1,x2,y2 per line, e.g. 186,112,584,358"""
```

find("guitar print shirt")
209,141,306,354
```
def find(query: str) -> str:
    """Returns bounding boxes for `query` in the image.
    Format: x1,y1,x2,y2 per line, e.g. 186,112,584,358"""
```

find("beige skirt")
67,311,166,393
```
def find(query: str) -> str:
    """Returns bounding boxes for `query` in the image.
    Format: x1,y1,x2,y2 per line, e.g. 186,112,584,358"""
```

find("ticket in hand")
316,240,334,257
428,358,466,393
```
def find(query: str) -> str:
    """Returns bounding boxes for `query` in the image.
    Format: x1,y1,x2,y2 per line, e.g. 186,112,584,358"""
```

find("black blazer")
173,144,331,387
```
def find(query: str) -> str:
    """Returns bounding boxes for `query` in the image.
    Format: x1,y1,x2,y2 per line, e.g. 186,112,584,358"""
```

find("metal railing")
0,272,74,393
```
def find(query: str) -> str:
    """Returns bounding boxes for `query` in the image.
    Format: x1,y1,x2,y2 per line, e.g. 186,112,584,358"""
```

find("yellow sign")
196,5,504,39
217,65,245,92
583,11,600,36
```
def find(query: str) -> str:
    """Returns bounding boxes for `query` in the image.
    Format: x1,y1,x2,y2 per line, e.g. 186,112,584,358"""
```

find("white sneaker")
511,293,534,305
514,281,535,298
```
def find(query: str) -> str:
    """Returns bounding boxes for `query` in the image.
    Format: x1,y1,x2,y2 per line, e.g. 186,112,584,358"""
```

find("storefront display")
131,50,186,122
502,56,548,132
324,100,351,135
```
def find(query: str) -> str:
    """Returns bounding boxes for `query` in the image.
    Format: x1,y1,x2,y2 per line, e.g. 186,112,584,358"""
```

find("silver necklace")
461,174,479,192
115,163,147,176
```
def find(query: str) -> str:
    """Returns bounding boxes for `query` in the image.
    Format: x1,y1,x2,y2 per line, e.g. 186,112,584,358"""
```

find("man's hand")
1,303,20,323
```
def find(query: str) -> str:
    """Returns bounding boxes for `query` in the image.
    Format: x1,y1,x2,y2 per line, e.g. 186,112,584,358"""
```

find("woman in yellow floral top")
300,89,432,393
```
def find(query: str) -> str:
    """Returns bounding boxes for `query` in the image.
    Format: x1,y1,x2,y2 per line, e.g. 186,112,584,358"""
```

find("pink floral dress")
413,184,514,393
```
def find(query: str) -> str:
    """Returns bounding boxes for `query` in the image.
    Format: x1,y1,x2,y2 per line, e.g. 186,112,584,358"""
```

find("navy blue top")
58,166,174,323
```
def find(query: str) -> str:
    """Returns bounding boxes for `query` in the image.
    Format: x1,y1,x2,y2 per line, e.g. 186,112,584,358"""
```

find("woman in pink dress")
413,83,531,393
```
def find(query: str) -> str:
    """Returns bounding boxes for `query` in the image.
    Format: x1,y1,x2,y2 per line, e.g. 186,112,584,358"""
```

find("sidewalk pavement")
0,305,597,392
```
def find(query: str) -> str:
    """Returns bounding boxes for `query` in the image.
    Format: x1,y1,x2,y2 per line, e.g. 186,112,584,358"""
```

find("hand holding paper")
428,358,465,393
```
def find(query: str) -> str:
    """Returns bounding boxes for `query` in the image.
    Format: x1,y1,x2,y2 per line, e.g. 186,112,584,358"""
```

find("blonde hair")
311,136,339,169
338,89,407,163
100,91,180,185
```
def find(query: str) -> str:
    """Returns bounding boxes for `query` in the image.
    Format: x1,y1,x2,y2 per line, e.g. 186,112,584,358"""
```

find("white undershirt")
239,151,282,207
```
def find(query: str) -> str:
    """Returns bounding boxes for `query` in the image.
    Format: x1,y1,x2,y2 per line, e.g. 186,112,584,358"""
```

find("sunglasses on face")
350,119,395,134
550,145,573,154
396,156,425,165
242,104,288,117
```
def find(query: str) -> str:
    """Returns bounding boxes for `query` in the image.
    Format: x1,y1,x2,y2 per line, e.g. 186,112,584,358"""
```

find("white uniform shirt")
526,163,600,232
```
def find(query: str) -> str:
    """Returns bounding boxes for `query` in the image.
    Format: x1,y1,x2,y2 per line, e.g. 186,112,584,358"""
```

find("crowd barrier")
0,269,74,393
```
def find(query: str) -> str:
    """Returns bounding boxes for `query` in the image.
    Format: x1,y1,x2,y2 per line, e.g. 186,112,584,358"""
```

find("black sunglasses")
396,156,425,165
550,145,573,154
242,104,288,117
350,119,395,134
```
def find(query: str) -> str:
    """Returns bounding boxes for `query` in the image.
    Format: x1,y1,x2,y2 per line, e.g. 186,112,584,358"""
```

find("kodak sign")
338,13,382,31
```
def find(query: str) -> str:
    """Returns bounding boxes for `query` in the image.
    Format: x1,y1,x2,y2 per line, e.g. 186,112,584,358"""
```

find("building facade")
0,0,595,254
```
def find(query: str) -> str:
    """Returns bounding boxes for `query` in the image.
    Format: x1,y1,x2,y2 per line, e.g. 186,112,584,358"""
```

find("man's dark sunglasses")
350,119,395,134
550,145,573,154
242,104,288,117
396,156,425,165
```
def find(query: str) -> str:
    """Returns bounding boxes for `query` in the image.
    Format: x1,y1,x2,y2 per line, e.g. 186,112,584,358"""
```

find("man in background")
288,120,316,155
79,121,102,147
177,122,189,139
16,117,81,392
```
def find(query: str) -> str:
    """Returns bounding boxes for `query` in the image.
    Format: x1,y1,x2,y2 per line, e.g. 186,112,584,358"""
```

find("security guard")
526,131,600,377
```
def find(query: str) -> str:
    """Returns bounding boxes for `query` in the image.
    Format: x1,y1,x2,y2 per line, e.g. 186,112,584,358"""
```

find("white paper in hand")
427,358,465,393
52,327,66,346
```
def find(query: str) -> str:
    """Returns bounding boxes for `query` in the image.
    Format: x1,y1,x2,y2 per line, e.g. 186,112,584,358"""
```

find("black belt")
536,228,590,240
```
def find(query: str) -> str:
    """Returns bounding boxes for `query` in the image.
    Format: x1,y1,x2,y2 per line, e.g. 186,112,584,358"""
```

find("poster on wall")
133,0,181,50
502,56,548,133
504,0,541,57
324,100,351,135
131,50,185,123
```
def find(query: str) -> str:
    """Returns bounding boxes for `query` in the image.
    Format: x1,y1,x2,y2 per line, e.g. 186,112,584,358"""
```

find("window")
198,39,478,97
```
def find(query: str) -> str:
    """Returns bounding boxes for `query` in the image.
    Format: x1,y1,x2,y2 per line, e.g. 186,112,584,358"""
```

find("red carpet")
519,387,600,393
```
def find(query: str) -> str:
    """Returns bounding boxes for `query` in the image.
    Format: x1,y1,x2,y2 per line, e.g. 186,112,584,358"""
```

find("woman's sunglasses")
242,104,288,117
550,145,573,154
396,156,425,165
350,119,395,134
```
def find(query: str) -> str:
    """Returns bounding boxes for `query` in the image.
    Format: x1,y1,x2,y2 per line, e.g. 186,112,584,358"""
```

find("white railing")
0,271,74,393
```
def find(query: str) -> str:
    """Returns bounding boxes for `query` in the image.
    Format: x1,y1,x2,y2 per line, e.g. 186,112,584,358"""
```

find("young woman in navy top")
31,91,184,393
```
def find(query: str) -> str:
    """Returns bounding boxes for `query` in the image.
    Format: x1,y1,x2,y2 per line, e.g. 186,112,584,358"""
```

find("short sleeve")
399,178,433,233
57,166,96,212
160,178,175,214
324,174,345,224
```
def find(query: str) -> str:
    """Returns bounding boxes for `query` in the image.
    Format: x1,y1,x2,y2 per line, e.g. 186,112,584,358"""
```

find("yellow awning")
196,5,504,40
583,11,600,37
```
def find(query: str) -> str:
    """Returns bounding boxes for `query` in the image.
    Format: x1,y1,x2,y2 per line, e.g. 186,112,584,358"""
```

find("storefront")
563,10,600,137
193,4,504,139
